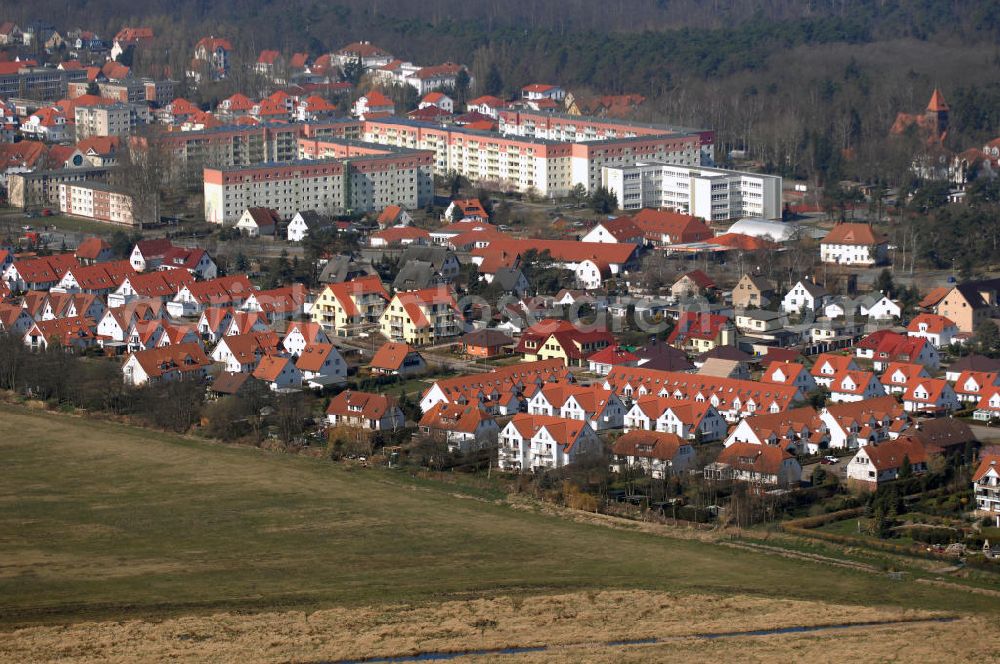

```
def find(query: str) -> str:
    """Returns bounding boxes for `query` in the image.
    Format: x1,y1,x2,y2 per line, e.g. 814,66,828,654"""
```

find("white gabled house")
846,437,927,489
281,321,330,357
496,413,602,472
907,313,960,348
829,370,885,404
525,383,625,431
622,396,727,442
781,279,829,314
902,378,960,414
760,361,817,398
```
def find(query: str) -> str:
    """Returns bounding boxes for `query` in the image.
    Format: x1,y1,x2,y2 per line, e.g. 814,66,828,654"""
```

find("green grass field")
0,403,997,627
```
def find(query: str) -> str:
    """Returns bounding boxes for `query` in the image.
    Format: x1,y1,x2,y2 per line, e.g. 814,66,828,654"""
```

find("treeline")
10,1,1000,185
0,334,312,442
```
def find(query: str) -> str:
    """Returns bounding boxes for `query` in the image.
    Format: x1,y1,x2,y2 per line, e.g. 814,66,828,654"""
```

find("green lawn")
0,403,997,627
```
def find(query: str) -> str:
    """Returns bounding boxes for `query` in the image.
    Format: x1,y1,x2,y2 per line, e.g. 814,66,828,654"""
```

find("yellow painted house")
514,318,615,367
310,275,390,337
380,286,461,346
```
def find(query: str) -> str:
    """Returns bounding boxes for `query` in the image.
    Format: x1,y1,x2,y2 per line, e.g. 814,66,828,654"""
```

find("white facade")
622,402,727,441
820,242,881,266
496,417,601,472
602,161,782,221
204,157,433,226
782,281,828,314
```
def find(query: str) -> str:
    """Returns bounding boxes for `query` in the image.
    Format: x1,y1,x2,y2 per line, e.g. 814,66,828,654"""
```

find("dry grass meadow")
1,591,994,663
1,403,998,662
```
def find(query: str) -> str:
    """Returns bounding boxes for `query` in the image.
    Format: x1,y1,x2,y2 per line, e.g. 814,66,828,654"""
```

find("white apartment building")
362,118,704,197
203,152,433,225
58,182,135,226
497,414,602,472
602,161,782,221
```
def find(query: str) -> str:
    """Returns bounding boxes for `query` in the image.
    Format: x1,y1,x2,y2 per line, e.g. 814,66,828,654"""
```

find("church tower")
925,88,949,138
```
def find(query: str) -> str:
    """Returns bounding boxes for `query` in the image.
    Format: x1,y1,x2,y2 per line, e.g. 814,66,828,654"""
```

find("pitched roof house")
610,430,695,479
707,442,801,489
122,343,211,386
235,207,280,237
846,436,928,489
497,413,601,472
295,343,347,388
418,403,498,453
820,223,888,265
326,390,404,430
369,341,426,376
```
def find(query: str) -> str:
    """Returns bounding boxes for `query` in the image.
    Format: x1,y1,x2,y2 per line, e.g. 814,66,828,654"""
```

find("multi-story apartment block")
310,275,390,336
0,65,87,100
74,103,150,139
380,287,461,346
58,182,135,226
602,161,782,221
158,120,362,182
363,117,703,196
7,166,110,208
498,109,715,164
203,147,433,224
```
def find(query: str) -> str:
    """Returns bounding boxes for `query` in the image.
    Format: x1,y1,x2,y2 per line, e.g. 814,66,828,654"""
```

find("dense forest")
7,1,1000,186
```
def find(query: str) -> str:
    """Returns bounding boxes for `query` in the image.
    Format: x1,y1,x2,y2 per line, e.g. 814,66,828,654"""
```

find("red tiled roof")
295,343,337,372
77,135,120,156
252,354,294,382
629,209,712,244
706,233,776,251
257,49,281,65
129,343,210,379
907,313,956,334
972,454,1000,482
414,63,463,80
611,429,686,461
918,287,950,309
362,91,393,108
587,344,639,366
326,390,397,419
508,413,589,451
324,275,389,318
522,84,557,93
419,402,492,435
927,88,949,112
372,226,429,244
196,36,232,51
603,367,799,413
862,436,928,471
370,341,418,372
0,141,47,170
337,42,390,57
718,442,795,476
667,311,730,344
393,287,459,328
822,222,884,246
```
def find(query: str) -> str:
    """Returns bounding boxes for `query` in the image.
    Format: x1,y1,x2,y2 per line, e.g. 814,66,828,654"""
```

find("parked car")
40,208,53,217
820,455,839,465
